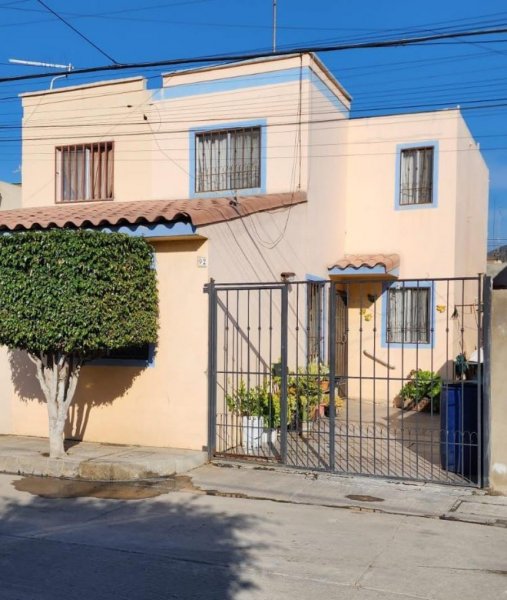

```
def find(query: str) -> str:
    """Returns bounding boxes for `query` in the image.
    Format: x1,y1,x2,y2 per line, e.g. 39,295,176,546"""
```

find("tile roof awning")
0,192,306,232
328,254,400,277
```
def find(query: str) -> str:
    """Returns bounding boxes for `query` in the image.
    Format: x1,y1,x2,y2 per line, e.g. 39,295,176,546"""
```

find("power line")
3,24,507,85
2,94,507,142
34,0,118,65
0,111,489,145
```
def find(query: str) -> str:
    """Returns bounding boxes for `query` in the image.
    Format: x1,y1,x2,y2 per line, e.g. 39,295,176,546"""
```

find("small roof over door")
328,253,400,277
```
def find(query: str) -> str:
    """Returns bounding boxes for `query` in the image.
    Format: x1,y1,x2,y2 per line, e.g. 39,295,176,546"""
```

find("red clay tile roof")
0,192,307,231
329,253,400,273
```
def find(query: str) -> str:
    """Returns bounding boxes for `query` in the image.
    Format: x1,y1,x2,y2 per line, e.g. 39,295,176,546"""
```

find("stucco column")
490,289,507,493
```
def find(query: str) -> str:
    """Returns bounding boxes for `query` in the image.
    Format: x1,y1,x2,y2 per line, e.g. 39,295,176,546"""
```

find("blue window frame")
395,141,439,210
189,119,267,198
381,281,435,349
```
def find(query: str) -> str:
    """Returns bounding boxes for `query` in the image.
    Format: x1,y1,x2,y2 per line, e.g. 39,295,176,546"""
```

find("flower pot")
319,379,330,393
242,416,264,451
316,402,328,419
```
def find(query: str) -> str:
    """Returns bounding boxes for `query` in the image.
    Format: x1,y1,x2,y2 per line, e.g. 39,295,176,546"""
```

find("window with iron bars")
387,287,430,344
195,127,261,193
308,282,325,362
399,146,434,205
56,142,114,203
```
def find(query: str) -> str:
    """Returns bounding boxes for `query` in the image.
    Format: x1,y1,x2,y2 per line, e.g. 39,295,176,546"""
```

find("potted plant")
270,361,333,434
398,370,442,413
226,380,279,450
455,353,470,380
287,362,330,433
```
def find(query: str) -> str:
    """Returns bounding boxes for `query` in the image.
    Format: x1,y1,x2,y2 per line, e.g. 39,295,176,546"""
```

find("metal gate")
206,276,489,487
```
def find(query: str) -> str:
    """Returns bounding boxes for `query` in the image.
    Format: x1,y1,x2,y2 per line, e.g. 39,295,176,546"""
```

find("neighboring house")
0,181,21,211
0,53,488,481
488,263,507,289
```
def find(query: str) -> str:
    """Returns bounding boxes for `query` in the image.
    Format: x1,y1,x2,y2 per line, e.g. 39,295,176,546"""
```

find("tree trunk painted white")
28,352,82,459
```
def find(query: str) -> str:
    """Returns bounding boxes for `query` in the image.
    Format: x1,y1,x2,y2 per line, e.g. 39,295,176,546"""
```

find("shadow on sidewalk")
0,481,260,599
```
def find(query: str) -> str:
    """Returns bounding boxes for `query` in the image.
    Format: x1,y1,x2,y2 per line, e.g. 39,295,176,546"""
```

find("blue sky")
0,0,506,248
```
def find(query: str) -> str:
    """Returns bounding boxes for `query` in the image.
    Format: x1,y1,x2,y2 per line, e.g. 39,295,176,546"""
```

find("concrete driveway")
0,468,505,599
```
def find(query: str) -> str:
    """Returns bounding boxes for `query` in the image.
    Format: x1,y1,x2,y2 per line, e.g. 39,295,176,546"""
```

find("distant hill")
488,245,507,262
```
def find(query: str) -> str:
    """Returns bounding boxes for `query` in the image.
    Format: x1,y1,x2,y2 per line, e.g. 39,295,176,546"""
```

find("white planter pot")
242,416,264,451
261,428,277,445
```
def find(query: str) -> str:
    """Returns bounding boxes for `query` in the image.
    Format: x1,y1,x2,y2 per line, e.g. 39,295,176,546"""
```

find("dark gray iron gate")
206,276,489,487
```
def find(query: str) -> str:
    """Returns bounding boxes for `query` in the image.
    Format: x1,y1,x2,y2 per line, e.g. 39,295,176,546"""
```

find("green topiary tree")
0,229,158,458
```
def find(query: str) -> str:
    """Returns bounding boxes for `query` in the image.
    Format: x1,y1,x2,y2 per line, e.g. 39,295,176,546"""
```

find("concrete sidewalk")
1,434,506,527
0,434,206,480
190,462,507,527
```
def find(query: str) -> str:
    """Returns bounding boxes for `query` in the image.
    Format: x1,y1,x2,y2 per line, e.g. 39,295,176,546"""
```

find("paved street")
0,469,505,600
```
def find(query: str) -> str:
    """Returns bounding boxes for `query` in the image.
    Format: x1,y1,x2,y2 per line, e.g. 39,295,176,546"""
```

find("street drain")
12,475,198,500
345,494,384,503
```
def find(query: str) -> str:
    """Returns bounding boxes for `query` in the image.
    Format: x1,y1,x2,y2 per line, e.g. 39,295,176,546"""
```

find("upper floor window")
56,142,113,203
387,286,430,344
195,127,261,193
399,146,434,206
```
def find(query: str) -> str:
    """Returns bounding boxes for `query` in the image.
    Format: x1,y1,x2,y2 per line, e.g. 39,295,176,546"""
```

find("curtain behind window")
400,147,433,205
196,128,261,193
58,143,113,202
387,287,430,344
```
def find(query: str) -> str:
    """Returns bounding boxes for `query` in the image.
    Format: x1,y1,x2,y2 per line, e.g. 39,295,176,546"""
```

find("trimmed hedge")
0,229,158,356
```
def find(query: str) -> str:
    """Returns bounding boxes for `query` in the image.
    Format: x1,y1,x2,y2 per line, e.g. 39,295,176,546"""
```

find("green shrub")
273,361,329,422
226,362,331,429
226,380,280,427
399,370,442,411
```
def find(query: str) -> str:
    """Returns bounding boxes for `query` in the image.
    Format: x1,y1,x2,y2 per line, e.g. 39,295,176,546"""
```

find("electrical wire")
34,0,118,65
3,25,507,85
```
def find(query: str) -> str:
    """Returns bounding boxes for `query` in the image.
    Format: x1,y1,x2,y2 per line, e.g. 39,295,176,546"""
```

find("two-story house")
0,52,488,484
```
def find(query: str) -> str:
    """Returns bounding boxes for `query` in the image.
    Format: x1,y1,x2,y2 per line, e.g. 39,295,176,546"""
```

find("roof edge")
20,76,146,99
0,192,307,232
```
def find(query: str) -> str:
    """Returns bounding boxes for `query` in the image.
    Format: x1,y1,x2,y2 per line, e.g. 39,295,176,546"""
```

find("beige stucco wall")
21,77,154,208
197,54,350,283
340,110,487,400
9,53,352,449
5,54,489,451
490,290,507,494
455,116,489,277
0,182,21,210
345,111,455,277
0,238,210,451
20,54,350,209
305,63,348,277
339,278,481,403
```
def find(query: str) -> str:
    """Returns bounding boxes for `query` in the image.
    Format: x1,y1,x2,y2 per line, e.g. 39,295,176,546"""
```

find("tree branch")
28,352,51,402
63,355,81,411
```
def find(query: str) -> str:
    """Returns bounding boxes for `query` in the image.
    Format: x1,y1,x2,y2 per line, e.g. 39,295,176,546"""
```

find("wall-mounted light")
281,272,296,282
